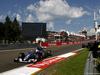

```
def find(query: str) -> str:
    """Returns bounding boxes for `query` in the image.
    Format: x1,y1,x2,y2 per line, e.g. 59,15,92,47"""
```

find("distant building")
47,30,87,42
79,30,87,39
68,33,85,41
47,31,68,42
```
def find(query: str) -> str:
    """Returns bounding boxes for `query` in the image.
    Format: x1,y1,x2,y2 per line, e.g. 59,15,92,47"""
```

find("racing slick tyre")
35,54,41,62
18,53,25,59
14,58,18,62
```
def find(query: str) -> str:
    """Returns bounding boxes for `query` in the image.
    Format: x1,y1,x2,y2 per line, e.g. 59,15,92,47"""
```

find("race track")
0,43,84,73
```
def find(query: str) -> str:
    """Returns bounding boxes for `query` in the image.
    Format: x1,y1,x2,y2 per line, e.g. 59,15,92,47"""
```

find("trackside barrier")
0,43,39,50
84,51,99,75
41,40,95,47
84,52,93,75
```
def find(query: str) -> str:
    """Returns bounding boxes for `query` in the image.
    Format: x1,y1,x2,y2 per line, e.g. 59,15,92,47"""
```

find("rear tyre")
35,54,41,62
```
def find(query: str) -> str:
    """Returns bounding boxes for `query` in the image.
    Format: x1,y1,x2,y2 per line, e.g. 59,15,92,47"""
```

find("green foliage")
12,17,21,42
4,16,12,41
0,16,23,44
0,22,4,40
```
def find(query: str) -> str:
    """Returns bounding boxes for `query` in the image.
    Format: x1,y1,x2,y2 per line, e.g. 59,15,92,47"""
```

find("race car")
14,47,52,63
82,41,100,58
82,41,97,49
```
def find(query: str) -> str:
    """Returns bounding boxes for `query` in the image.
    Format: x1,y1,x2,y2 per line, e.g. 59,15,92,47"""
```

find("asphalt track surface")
0,43,84,73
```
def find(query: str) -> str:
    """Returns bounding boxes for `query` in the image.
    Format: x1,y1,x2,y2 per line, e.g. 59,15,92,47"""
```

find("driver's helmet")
36,49,39,52
37,47,42,50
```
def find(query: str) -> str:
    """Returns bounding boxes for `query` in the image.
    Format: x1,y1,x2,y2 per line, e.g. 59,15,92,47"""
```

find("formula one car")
82,41,100,58
14,47,52,63
82,41,96,48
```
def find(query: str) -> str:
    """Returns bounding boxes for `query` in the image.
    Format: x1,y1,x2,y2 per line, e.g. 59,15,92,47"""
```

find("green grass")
52,49,89,75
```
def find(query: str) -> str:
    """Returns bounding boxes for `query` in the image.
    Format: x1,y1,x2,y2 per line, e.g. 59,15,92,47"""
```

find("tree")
4,16,12,42
12,17,21,42
0,22,4,40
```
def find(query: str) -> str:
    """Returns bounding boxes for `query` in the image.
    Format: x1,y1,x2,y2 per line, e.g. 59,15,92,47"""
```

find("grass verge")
52,49,89,75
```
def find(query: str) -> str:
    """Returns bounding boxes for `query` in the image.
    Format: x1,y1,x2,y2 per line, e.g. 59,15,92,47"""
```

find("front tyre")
14,58,18,62
18,53,25,59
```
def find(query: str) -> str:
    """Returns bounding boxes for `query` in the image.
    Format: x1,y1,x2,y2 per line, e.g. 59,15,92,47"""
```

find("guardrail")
0,43,39,50
41,40,95,47
84,51,99,75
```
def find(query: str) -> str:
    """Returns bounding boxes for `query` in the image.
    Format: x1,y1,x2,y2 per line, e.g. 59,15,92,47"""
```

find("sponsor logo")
48,43,57,47
62,43,67,45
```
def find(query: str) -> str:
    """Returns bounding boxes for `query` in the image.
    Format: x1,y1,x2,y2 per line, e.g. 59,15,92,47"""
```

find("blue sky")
0,0,100,35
